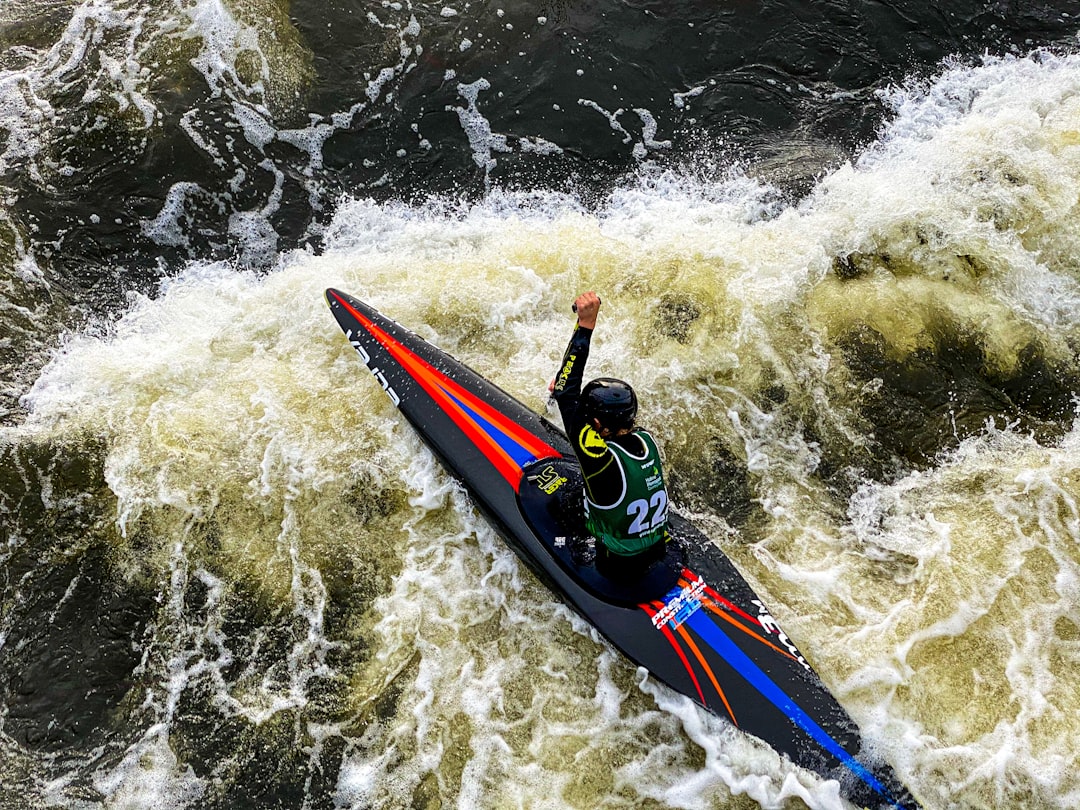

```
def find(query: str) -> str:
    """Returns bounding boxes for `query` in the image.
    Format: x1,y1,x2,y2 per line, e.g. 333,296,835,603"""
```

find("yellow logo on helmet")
579,425,608,458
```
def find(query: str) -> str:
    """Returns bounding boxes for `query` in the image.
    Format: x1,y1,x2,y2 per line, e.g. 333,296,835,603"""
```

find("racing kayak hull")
325,288,918,810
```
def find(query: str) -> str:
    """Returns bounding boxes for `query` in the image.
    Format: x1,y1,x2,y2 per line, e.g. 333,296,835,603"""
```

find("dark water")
4,1,1080,308
5,1,1080,808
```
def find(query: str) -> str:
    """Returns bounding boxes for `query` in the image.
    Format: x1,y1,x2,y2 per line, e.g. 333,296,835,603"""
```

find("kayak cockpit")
517,457,684,605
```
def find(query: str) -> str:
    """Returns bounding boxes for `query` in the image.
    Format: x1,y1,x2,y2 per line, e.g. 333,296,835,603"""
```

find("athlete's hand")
573,291,600,329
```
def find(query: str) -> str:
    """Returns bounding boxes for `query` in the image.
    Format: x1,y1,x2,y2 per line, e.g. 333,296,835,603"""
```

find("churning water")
5,2,1080,808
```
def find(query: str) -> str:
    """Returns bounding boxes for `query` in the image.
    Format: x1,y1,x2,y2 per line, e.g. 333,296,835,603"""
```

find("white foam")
451,78,509,176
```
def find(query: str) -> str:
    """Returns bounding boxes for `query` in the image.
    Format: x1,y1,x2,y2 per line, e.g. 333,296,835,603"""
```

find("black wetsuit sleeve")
551,324,593,439
550,325,624,506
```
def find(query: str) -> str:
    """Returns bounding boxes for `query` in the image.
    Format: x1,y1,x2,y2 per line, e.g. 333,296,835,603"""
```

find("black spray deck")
325,288,919,810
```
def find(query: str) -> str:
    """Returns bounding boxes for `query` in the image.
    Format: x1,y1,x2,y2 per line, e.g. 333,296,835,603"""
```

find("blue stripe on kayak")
442,387,541,469
684,610,903,809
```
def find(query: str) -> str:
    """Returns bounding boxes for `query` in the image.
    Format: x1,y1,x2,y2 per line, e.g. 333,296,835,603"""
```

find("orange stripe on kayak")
674,623,737,726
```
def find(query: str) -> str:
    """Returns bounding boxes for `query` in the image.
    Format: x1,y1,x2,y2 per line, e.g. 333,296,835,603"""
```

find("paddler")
550,291,670,577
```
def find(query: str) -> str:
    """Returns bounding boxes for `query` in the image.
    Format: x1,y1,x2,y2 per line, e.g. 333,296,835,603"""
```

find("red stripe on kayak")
331,292,558,489
640,602,707,706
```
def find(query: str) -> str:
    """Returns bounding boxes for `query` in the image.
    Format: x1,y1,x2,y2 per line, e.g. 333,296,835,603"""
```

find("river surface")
4,1,1080,808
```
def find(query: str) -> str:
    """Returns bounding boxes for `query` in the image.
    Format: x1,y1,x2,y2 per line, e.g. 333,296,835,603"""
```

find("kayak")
324,288,920,810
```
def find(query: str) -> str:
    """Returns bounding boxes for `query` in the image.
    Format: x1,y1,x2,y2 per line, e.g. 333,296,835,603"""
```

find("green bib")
584,430,669,556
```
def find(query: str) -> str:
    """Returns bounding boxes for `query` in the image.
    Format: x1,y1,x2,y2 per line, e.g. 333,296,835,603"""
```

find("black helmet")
581,377,637,430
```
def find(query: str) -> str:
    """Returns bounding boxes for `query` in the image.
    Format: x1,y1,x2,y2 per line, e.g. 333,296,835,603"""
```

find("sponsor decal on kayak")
651,575,706,630
346,330,401,406
528,464,568,495
640,569,805,724
752,599,811,672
